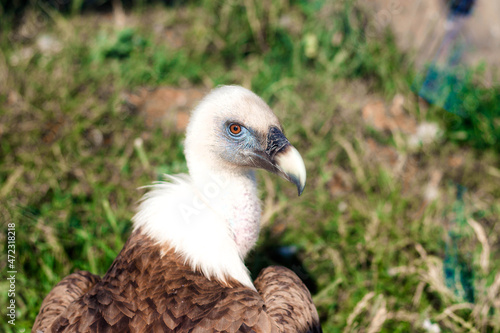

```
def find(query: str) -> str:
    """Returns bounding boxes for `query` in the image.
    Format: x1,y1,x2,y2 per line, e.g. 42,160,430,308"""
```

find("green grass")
1,1,500,332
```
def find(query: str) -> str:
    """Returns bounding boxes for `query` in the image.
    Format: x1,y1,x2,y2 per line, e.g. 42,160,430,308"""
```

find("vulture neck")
190,166,262,257
132,165,261,290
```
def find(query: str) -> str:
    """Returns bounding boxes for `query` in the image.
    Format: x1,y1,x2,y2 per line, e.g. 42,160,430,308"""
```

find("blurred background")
1,0,499,331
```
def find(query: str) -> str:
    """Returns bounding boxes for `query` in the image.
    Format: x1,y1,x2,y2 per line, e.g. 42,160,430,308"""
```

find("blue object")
414,0,477,115
443,184,475,303
449,0,476,16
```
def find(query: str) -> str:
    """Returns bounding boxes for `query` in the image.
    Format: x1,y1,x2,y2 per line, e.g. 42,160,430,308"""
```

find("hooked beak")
264,127,306,196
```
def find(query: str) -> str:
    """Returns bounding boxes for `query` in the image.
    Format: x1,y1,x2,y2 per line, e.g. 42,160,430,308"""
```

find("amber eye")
229,124,242,135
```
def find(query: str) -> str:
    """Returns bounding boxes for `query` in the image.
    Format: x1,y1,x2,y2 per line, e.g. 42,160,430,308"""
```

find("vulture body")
33,86,321,333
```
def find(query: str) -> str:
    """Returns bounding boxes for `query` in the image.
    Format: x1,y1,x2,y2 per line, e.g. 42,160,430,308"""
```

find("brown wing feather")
254,266,322,333
32,270,101,333
35,230,320,332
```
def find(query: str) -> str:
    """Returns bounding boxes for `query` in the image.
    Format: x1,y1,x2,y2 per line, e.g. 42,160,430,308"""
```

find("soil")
364,0,500,71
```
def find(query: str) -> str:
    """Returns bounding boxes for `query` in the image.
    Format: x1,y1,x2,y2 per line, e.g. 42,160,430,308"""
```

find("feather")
33,230,321,332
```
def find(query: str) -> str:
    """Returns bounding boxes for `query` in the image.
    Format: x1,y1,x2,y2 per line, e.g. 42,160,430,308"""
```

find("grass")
1,1,500,332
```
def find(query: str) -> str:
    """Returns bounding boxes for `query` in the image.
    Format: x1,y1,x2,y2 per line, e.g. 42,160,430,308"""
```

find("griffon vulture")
33,85,322,332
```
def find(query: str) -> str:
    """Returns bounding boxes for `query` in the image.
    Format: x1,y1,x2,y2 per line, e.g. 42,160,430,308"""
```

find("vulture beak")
264,127,307,196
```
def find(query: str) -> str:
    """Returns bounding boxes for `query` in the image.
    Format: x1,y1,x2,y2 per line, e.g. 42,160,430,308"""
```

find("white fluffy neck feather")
132,171,261,289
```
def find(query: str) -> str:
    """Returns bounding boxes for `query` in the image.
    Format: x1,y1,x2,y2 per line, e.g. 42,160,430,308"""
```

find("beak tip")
296,177,306,196
298,186,304,196
285,163,306,197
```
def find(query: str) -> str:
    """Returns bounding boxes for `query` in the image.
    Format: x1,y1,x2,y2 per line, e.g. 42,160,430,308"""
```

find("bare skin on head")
33,85,320,333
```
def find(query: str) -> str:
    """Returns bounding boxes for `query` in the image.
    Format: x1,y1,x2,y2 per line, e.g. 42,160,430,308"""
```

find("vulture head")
134,85,306,288
184,85,306,195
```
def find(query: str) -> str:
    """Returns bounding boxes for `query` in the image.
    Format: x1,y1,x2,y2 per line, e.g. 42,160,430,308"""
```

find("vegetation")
1,1,499,331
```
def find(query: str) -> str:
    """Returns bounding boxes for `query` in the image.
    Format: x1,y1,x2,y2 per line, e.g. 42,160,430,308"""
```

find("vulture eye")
228,123,242,136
